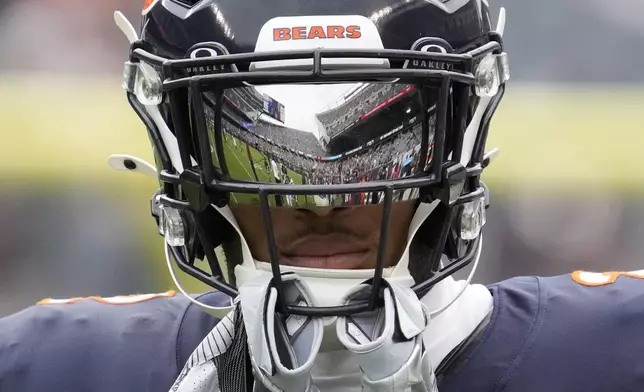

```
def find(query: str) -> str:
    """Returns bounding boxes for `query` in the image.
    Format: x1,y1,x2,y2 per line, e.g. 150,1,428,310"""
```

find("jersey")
2,272,644,392
0,291,223,392
439,272,644,392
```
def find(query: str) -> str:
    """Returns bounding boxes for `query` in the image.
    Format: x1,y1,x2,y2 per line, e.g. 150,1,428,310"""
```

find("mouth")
281,251,371,269
280,234,372,269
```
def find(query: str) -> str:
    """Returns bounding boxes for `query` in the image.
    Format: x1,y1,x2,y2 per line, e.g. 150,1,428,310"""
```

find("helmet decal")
404,37,457,71
272,25,362,41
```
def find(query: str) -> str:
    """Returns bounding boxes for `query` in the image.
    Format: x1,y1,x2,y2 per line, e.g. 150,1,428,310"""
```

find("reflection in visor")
203,82,437,207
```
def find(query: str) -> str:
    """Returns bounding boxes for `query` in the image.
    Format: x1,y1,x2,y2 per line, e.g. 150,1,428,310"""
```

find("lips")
280,234,372,269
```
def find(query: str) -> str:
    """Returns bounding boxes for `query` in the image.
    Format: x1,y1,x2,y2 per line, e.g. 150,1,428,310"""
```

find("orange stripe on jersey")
37,291,176,305
571,270,644,287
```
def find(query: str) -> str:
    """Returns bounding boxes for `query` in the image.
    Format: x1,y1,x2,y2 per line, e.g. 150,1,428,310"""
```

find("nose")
294,207,349,235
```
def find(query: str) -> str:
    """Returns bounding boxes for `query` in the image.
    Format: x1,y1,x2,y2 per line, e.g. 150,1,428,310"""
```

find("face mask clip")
425,162,467,206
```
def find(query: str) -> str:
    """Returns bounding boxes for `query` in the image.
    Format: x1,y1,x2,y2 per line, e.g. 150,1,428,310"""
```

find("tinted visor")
202,82,439,207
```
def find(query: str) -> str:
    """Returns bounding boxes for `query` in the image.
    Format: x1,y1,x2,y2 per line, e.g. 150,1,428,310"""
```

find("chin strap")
239,274,324,392
336,281,437,392
170,276,437,392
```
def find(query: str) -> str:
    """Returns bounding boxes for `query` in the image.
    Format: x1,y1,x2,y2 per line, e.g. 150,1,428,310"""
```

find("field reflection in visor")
203,82,438,207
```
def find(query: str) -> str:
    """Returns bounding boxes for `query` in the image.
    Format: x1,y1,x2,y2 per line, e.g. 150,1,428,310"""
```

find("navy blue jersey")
2,272,644,391
0,291,224,392
440,272,644,392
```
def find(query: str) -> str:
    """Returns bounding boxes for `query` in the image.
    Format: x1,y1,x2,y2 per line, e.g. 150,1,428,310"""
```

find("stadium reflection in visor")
204,82,437,208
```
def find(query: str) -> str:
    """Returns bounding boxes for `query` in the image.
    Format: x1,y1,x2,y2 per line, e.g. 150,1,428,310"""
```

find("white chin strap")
234,263,413,310
165,244,235,318
429,234,483,319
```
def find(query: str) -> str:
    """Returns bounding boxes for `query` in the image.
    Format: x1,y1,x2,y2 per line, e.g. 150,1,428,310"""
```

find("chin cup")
336,280,437,392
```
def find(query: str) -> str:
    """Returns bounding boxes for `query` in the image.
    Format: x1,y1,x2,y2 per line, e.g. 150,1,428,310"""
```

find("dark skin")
231,200,418,269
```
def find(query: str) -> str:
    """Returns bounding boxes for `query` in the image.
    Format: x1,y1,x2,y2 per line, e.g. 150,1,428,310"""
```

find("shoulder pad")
0,290,226,392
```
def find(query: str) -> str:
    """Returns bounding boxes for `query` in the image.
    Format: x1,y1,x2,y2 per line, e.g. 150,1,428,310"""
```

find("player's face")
232,201,417,269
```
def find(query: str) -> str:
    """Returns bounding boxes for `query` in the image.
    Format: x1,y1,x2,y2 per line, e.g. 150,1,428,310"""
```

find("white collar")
420,276,493,369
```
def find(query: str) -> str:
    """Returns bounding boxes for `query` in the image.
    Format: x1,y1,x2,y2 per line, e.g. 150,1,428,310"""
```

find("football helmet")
114,0,509,318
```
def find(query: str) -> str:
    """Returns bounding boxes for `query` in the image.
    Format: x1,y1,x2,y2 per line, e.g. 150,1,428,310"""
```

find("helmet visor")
201,81,439,207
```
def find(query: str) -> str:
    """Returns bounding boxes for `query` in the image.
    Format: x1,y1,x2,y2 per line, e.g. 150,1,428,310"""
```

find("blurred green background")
1,0,643,315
